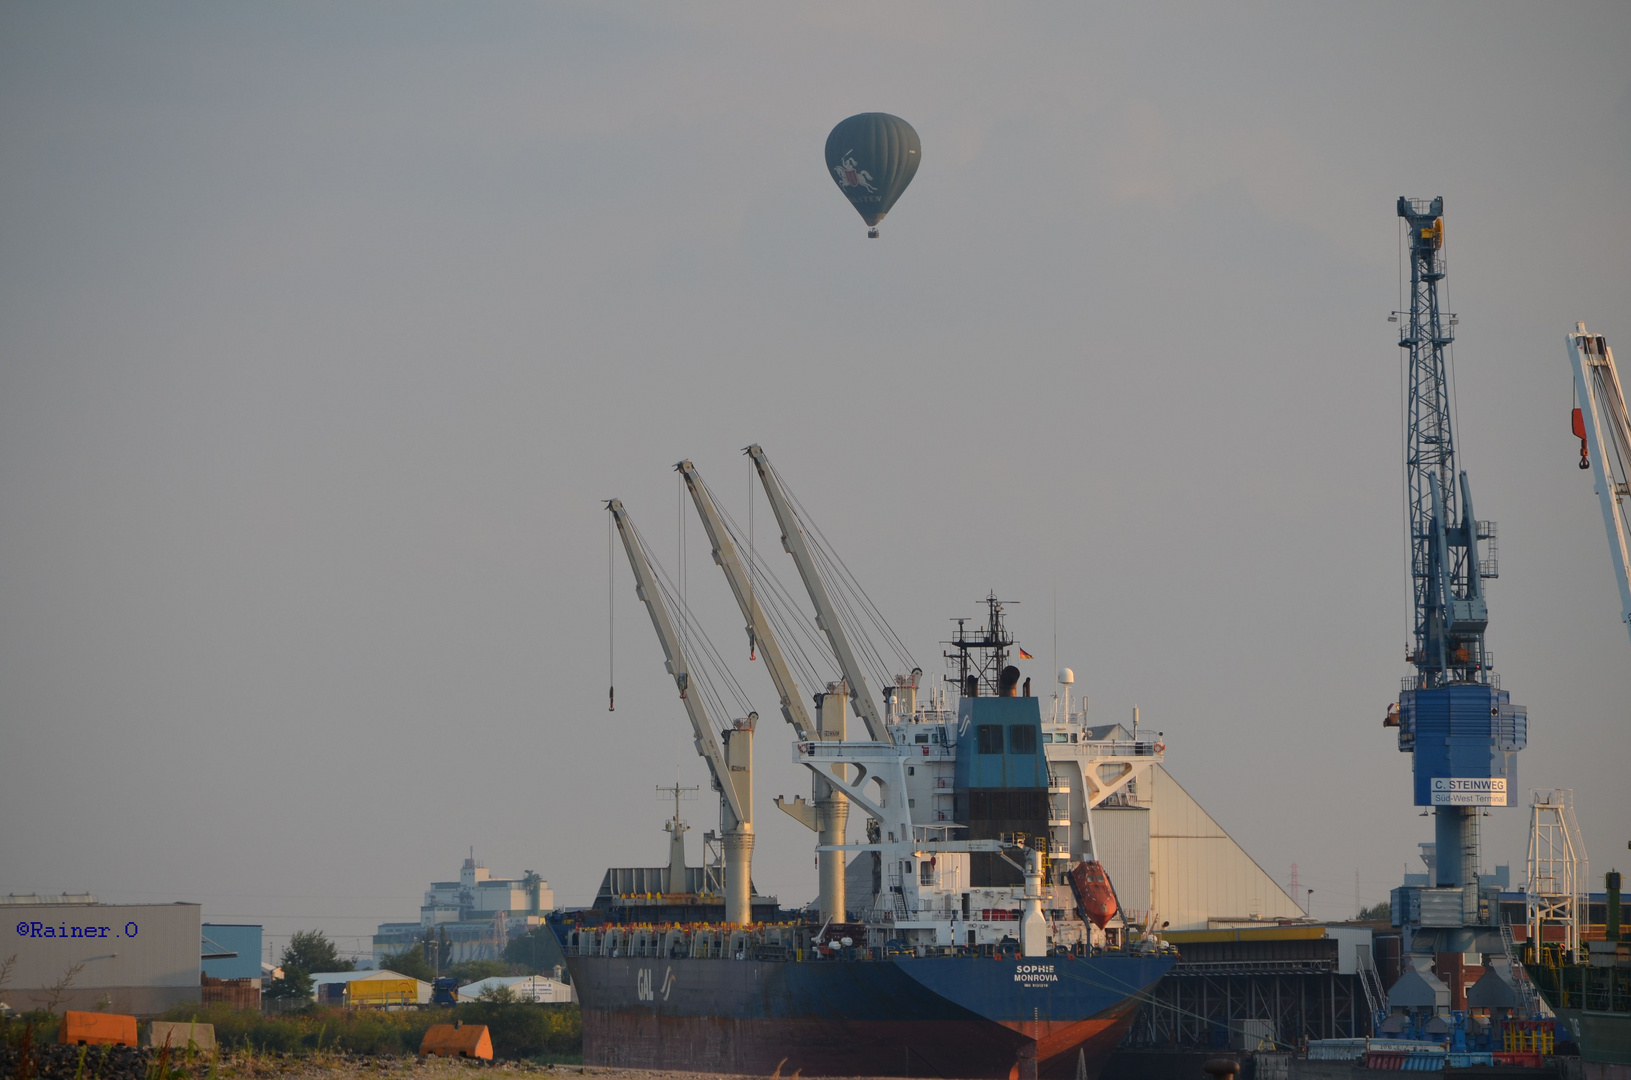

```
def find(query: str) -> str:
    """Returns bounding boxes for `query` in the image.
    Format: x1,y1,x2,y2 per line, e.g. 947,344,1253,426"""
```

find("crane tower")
1390,198,1527,940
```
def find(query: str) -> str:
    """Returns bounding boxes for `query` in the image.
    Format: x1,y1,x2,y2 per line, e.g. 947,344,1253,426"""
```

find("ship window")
1071,733,1078,743
921,861,934,885
977,725,1003,754
1010,726,1037,754
908,766,915,775
915,732,929,744
1041,733,1054,744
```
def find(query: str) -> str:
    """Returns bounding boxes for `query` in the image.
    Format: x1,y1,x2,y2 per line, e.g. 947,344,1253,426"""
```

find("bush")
2,1011,63,1048
150,1001,580,1059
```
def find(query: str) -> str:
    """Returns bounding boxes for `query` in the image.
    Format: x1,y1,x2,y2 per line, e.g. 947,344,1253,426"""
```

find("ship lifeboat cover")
1068,860,1119,930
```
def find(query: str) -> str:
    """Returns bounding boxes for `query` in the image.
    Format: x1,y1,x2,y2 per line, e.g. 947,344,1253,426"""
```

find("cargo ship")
1523,870,1631,1066
570,463,1177,1078
557,595,1177,1077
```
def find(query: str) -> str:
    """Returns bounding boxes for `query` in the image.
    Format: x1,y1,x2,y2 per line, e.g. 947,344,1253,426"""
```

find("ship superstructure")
811,593,1166,952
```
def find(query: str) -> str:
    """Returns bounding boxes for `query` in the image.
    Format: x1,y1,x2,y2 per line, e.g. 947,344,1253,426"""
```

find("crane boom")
676,461,814,739
744,445,891,743
1567,324,1631,645
606,498,748,827
678,460,851,920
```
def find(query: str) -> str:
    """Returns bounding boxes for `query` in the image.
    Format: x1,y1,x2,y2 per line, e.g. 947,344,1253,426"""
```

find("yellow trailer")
346,978,418,1007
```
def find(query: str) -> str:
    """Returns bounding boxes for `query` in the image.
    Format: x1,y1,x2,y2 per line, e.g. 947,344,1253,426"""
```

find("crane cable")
748,458,756,660
630,516,757,728
779,472,919,676
608,509,615,712
705,478,838,691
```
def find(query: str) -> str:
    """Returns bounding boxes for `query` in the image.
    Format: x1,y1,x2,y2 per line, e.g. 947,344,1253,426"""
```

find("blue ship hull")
566,952,1173,1079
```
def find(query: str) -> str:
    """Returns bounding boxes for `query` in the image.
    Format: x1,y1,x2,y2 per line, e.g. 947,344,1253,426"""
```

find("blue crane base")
1398,683,1526,807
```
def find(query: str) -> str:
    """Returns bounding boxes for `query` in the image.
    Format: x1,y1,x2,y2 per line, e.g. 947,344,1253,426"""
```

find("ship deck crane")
1566,324,1631,645
676,461,852,922
607,497,756,925
745,444,893,745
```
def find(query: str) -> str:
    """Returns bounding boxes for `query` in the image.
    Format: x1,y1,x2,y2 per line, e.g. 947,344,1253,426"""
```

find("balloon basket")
867,228,879,239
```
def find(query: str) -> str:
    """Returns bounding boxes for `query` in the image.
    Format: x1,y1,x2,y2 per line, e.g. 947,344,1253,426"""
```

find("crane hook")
1573,407,1590,469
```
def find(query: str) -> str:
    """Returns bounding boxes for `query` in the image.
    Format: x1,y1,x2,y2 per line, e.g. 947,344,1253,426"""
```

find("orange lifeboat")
1067,860,1120,930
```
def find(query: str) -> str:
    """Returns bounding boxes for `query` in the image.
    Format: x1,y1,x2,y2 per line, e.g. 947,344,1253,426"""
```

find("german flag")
1017,648,1033,660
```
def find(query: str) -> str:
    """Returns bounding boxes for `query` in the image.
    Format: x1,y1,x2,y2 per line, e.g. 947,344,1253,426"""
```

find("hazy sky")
3,3,1628,965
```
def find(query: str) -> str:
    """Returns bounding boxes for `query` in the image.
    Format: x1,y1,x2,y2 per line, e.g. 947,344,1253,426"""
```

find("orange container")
419,1023,493,1060
59,1011,137,1047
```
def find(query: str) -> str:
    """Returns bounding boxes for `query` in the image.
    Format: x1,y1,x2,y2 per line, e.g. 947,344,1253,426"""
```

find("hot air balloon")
825,113,920,238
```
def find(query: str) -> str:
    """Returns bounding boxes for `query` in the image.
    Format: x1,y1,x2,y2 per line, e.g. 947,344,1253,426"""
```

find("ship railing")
1047,739,1164,759
796,740,896,758
565,924,818,961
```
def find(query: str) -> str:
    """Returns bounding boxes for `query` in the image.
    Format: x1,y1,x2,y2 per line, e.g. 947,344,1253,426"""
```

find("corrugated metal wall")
1147,766,1304,930
1092,804,1151,916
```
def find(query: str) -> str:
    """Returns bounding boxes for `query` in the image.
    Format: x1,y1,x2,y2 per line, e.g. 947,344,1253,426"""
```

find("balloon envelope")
825,113,921,229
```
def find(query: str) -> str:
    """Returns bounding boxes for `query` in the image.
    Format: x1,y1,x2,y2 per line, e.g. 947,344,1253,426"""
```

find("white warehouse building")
0,896,201,1014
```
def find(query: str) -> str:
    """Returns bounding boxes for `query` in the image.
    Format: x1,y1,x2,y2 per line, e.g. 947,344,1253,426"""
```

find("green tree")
378,945,435,983
281,930,353,976
1356,900,1392,922
263,967,314,1001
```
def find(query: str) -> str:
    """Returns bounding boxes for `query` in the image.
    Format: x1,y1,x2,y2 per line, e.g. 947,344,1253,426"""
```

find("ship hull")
1554,1008,1631,1066
567,953,1172,1079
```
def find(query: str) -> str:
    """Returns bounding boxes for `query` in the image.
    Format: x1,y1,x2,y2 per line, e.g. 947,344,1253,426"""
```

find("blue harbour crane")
1389,197,1526,942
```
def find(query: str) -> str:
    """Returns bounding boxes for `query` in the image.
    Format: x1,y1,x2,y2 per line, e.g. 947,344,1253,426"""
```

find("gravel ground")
227,1062,838,1080
0,1049,853,1080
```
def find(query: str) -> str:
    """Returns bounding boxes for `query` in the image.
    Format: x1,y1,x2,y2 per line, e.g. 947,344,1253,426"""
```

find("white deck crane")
606,498,756,925
1567,324,1631,645
676,460,850,922
745,444,892,744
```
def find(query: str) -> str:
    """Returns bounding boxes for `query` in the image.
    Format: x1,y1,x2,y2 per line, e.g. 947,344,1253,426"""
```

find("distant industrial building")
1,895,200,1013
373,854,554,967
200,924,262,980
200,923,264,1009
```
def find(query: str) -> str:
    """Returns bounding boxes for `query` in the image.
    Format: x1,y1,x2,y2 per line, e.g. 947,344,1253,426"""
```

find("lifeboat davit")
1068,860,1120,930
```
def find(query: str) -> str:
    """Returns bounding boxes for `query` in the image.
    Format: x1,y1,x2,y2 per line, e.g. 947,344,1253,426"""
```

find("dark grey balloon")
825,113,921,236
